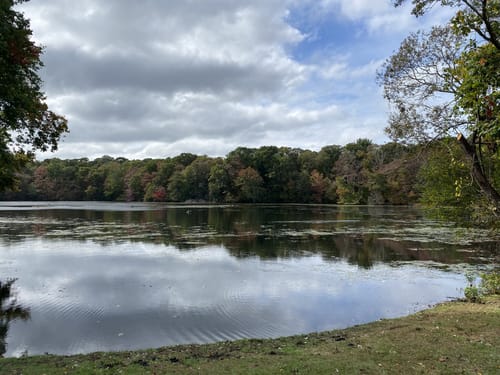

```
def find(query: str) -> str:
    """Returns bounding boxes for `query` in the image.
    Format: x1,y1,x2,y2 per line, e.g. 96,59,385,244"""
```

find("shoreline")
1,296,498,374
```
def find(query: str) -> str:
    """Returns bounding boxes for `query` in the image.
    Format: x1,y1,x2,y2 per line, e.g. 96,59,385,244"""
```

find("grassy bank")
2,296,499,374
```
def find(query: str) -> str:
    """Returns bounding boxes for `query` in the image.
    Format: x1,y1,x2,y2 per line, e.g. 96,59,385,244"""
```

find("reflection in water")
1,242,466,357
0,203,496,357
0,279,30,357
0,204,497,266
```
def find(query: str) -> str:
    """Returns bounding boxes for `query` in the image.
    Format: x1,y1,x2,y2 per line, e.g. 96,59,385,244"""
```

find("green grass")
1,296,499,374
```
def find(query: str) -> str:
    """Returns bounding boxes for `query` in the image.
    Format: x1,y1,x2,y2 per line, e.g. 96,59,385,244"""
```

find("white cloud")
321,0,391,19
317,0,452,34
13,0,454,160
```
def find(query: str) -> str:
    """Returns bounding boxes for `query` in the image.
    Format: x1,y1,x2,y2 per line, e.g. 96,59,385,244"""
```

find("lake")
0,202,497,357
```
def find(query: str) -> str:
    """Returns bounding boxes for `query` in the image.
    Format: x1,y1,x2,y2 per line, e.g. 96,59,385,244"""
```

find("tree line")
2,138,497,212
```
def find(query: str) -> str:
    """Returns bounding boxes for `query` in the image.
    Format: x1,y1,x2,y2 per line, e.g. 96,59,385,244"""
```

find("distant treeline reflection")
1,205,496,267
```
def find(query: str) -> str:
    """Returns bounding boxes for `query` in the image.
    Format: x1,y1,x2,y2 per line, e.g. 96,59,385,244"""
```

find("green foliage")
480,272,500,295
182,156,214,201
335,176,365,204
333,139,375,204
208,160,232,203
394,0,500,48
167,170,188,202
316,145,341,177
366,172,388,205
103,162,125,201
455,43,500,141
0,138,30,189
0,0,68,191
235,167,264,203
310,170,336,203
417,137,500,223
172,153,197,167
464,273,482,303
418,139,479,207
464,271,500,303
384,0,500,213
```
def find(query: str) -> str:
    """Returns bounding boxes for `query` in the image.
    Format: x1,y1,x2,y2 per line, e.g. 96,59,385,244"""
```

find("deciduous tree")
235,167,264,203
380,0,500,212
1,0,68,191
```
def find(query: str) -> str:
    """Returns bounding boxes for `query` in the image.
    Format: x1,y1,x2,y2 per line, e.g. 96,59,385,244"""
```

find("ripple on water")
156,286,287,346
37,293,105,324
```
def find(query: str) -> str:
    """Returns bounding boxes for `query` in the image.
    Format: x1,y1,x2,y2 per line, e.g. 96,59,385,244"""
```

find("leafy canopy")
0,0,68,190
454,43,500,140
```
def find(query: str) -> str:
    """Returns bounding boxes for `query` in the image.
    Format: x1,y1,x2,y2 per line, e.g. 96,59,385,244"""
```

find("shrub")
464,271,500,303
480,272,500,295
464,273,481,303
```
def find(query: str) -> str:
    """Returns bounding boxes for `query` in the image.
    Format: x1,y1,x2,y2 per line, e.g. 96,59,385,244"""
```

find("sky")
17,0,451,160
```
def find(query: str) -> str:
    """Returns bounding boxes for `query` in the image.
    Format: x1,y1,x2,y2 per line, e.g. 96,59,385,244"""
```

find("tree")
33,164,53,199
377,26,465,144
235,167,264,203
144,184,166,202
182,156,214,201
167,170,188,202
380,0,500,212
333,139,373,204
208,160,233,203
310,170,336,203
124,167,145,201
1,0,68,191
317,145,341,178
0,141,28,189
103,162,125,201
393,1,500,49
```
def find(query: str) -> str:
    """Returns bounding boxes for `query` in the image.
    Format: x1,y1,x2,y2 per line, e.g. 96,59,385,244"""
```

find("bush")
464,271,500,303
464,273,482,303
481,272,500,295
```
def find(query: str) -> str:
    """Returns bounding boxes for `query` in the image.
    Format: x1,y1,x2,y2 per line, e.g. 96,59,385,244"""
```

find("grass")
1,296,499,374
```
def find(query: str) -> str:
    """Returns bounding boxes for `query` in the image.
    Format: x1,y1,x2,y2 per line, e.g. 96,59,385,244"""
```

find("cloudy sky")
18,0,450,160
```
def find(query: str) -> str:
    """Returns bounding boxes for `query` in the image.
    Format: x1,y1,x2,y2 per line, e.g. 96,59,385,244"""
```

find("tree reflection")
1,279,30,357
0,205,496,266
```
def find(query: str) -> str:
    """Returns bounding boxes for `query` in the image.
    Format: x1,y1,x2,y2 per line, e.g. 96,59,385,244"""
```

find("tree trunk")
457,133,500,212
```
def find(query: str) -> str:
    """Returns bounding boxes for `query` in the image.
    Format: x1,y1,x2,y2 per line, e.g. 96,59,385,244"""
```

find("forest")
1,138,497,214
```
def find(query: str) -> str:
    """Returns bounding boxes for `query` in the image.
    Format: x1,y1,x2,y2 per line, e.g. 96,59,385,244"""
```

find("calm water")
0,202,497,357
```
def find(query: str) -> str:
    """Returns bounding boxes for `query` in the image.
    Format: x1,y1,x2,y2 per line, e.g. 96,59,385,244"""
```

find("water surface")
0,202,497,357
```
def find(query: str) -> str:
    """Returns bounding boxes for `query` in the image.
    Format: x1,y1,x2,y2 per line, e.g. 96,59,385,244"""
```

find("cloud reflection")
1,240,464,357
